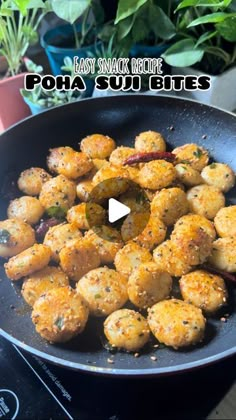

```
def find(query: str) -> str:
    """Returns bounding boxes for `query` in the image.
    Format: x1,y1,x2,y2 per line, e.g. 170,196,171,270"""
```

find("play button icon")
108,198,130,223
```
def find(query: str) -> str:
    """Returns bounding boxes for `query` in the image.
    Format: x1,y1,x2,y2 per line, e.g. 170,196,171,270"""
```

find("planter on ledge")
41,24,99,97
172,66,236,112
0,73,31,133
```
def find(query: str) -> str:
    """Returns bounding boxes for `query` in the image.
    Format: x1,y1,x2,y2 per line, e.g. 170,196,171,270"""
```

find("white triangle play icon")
108,198,130,223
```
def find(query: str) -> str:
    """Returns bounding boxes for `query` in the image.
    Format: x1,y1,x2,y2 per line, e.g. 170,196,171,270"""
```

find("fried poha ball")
135,131,166,153
43,223,82,262
104,309,150,352
186,185,225,220
128,262,172,309
214,206,236,238
180,270,228,314
109,146,135,167
39,175,76,211
151,187,189,226
32,286,89,343
85,225,123,264
47,147,93,179
201,163,235,192
173,144,209,171
22,266,69,307
148,299,206,349
80,134,116,159
114,242,152,278
0,218,35,258
208,237,236,273
77,267,128,317
138,160,176,190
175,163,203,187
7,196,44,225
173,213,216,241
153,240,192,277
59,238,101,282
67,203,106,230
5,244,51,281
17,167,51,196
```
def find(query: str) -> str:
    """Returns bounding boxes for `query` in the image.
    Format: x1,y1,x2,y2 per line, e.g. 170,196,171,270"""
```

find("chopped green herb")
225,174,229,178
0,229,11,244
47,206,66,219
181,166,187,170
210,163,216,169
94,294,101,299
193,148,203,159
54,316,64,330
136,191,146,204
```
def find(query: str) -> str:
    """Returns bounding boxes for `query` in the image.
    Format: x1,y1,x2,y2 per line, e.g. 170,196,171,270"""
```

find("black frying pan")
0,95,236,376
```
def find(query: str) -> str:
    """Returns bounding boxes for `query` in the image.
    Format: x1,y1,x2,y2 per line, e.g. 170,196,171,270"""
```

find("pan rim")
0,95,236,376
1,328,235,376
0,94,236,138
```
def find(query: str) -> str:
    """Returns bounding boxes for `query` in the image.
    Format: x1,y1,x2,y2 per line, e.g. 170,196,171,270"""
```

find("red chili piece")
202,264,236,283
124,152,176,165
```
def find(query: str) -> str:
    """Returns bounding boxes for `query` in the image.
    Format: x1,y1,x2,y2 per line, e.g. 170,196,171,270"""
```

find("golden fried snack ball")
208,237,236,273
151,188,189,226
186,185,225,220
77,267,128,317
0,218,35,258
92,164,129,198
119,190,149,213
114,242,152,278
109,146,135,167
22,266,69,307
128,262,172,309
67,203,106,230
5,244,51,281
173,144,209,171
171,224,213,266
17,167,51,196
131,213,167,250
44,223,82,262
214,206,236,238
175,163,203,187
32,286,89,343
7,196,44,225
180,270,228,314
85,225,123,264
47,147,93,179
148,299,206,349
39,175,76,211
135,131,166,153
153,240,192,277
201,163,235,192
121,212,150,243
59,238,100,282
173,213,216,241
138,160,176,190
76,180,94,202
80,134,116,159
104,309,150,352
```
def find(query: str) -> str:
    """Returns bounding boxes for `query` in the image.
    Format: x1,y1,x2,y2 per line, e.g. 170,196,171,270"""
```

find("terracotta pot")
0,73,31,133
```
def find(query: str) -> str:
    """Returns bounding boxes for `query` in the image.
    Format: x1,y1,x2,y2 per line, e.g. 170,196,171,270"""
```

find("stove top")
0,335,235,419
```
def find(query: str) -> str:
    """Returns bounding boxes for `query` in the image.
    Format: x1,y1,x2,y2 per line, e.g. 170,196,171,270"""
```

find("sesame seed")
150,356,157,361
107,358,114,364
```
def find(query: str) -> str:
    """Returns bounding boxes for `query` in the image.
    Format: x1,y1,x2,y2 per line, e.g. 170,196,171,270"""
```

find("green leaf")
0,8,13,16
0,229,11,244
46,206,67,219
51,0,92,24
149,4,176,40
195,30,217,46
0,18,6,40
161,38,204,67
131,17,149,42
216,16,236,41
176,0,233,10
91,0,105,25
115,0,148,23
117,14,136,40
22,25,38,44
12,0,31,14
188,12,236,27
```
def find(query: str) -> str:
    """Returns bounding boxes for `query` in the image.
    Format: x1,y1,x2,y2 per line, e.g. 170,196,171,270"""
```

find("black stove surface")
0,335,235,420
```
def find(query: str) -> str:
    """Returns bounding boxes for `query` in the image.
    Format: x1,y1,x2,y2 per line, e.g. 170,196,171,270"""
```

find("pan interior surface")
0,95,236,376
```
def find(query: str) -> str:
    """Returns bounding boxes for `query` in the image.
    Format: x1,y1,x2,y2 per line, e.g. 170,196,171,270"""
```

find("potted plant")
0,0,49,132
21,57,85,114
114,0,176,59
41,0,105,96
162,0,236,110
